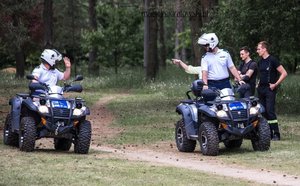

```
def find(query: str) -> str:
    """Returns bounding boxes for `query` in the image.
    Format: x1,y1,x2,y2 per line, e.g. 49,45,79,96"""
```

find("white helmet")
40,49,62,66
197,33,219,50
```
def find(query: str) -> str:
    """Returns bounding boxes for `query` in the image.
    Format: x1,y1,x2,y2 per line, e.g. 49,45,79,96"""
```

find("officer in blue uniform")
32,49,71,86
198,33,244,90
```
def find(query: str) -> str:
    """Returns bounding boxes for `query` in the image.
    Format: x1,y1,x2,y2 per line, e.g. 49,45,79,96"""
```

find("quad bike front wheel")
175,119,196,152
74,120,91,154
54,138,72,151
3,114,19,147
199,122,219,156
251,117,271,151
19,116,37,152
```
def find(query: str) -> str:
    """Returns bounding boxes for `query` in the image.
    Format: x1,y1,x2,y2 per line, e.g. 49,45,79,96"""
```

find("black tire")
74,120,91,154
54,138,72,151
3,114,19,147
251,117,271,151
198,122,219,156
224,139,243,149
19,117,36,152
175,119,196,152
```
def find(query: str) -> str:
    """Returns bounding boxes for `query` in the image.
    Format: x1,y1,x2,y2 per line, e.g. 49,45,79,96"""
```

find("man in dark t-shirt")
256,41,288,141
237,46,257,98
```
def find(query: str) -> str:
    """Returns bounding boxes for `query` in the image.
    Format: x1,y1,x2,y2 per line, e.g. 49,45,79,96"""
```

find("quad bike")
3,74,91,154
175,79,271,156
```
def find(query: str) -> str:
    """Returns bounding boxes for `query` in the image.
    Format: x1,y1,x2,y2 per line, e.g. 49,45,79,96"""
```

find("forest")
0,0,299,79
1,1,300,185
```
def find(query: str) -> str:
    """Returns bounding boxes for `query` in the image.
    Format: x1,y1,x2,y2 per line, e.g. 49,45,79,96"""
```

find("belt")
208,78,229,83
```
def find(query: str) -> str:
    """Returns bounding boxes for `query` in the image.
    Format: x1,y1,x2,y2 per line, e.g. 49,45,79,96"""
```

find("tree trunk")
12,14,25,78
144,0,149,70
189,0,202,66
174,0,181,59
146,0,158,80
43,0,53,48
158,0,166,69
200,0,218,24
88,0,99,76
15,49,25,78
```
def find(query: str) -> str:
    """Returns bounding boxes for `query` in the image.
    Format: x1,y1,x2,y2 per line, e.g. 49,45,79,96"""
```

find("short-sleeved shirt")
32,63,64,87
258,55,280,85
238,60,257,86
201,49,234,80
185,65,202,79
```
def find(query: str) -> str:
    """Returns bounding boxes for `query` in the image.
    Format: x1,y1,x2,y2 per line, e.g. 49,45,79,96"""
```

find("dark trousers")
257,85,280,138
208,78,231,90
238,83,255,98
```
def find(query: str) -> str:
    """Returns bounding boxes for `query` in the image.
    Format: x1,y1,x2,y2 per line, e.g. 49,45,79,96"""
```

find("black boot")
272,124,280,141
269,124,274,139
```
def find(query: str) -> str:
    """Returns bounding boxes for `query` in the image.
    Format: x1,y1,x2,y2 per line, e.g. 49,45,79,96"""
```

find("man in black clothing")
256,41,287,141
237,46,257,98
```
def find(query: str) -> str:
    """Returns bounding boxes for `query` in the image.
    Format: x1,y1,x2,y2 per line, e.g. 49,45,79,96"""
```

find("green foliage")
203,0,300,70
81,2,143,71
0,0,39,67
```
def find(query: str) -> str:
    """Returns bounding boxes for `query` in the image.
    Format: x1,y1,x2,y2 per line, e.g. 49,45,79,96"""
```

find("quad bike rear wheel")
3,114,19,147
74,120,91,154
175,119,196,152
19,116,36,152
199,122,219,156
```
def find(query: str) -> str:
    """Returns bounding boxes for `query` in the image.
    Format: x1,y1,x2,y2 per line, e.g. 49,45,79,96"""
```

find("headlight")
250,104,261,115
38,105,49,114
216,110,228,118
73,107,86,116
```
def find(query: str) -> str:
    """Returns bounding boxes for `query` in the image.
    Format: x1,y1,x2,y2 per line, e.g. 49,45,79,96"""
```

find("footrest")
189,135,198,139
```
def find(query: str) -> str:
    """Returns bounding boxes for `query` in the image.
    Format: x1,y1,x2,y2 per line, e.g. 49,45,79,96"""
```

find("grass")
0,66,300,185
0,146,262,186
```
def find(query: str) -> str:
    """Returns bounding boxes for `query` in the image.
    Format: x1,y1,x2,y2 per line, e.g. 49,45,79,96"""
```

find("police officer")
198,33,244,90
32,49,71,86
256,41,287,141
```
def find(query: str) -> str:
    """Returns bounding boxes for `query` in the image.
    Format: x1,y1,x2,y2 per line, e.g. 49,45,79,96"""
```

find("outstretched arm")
172,59,189,70
172,59,201,75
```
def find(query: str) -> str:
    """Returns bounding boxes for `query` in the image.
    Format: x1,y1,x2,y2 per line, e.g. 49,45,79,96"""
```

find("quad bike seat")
16,93,30,99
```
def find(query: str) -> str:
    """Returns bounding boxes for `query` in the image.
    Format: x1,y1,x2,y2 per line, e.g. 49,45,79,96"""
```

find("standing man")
256,41,287,141
198,33,244,90
237,46,258,98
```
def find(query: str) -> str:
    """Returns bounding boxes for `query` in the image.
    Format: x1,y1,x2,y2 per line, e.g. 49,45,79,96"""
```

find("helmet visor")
200,44,210,48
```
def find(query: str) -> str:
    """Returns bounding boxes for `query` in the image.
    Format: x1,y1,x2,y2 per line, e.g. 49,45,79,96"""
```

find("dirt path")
89,94,300,186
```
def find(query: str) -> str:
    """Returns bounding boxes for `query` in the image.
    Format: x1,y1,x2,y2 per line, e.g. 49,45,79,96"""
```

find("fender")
10,96,22,132
85,107,90,115
176,103,198,138
198,105,217,118
22,99,38,112
259,104,265,114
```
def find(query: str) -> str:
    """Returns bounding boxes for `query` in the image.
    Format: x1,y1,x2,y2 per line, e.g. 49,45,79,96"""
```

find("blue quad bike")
3,75,92,154
175,80,271,156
